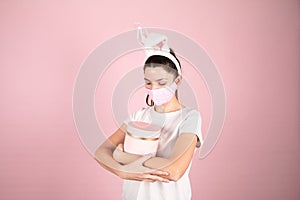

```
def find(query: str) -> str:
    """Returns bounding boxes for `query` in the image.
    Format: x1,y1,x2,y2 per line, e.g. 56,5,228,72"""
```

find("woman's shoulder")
126,106,152,120
181,107,201,118
131,106,152,115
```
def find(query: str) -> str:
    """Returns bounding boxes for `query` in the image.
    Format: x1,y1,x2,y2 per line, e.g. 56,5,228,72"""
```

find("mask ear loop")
145,94,154,106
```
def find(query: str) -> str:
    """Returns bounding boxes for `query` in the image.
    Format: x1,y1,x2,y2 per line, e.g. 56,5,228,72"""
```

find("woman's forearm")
112,144,142,165
93,128,170,182
112,145,189,181
143,134,198,181
94,144,170,182
94,144,123,177
143,157,181,181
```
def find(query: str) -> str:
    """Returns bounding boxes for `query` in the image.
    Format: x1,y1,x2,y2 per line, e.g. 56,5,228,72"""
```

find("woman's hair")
144,48,181,106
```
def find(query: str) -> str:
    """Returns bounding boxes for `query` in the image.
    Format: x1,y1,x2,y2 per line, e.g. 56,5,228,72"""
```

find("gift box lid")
126,121,161,139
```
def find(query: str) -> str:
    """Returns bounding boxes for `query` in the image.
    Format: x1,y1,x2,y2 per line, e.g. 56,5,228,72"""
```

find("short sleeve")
123,113,133,126
122,107,148,126
178,109,203,148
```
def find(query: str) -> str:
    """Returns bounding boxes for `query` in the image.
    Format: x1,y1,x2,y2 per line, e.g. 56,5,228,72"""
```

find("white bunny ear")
137,27,169,51
143,33,169,51
137,26,149,46
136,26,182,75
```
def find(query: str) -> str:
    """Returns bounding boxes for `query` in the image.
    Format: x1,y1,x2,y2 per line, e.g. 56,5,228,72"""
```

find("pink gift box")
124,121,161,156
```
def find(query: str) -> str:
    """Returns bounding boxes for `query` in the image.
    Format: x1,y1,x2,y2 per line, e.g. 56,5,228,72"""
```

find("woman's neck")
154,97,183,113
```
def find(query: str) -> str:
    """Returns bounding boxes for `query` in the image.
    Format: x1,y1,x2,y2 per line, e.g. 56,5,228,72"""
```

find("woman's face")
144,66,176,90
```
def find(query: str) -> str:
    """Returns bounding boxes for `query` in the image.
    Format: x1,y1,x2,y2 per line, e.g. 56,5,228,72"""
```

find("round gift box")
124,121,161,156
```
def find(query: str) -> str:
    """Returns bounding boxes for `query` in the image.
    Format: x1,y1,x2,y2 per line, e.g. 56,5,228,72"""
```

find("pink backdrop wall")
1,0,299,199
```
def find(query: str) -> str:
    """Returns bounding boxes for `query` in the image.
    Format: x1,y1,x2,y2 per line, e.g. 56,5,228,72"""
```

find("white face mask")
146,82,177,105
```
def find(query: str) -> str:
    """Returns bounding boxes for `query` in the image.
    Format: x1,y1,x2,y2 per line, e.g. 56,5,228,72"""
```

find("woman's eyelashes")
159,82,167,86
145,82,167,86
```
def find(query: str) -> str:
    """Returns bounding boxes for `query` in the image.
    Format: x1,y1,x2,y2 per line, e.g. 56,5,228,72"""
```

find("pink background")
1,0,299,199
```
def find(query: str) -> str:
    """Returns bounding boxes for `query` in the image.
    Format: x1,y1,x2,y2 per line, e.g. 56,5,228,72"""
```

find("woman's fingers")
116,143,124,151
112,145,124,162
120,170,170,182
146,170,169,176
118,143,124,150
142,174,170,183
119,155,170,182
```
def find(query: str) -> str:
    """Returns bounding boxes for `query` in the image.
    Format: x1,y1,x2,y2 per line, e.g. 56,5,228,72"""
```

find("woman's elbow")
94,146,103,157
167,168,185,182
94,145,111,161
93,148,103,162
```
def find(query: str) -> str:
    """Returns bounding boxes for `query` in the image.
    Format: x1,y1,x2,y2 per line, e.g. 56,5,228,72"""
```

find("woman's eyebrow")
144,78,167,81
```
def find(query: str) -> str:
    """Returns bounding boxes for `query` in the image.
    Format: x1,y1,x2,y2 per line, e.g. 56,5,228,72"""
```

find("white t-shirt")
122,106,203,200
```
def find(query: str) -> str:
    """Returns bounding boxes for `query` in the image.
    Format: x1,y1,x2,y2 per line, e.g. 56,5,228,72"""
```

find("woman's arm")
113,132,199,182
93,125,170,182
93,126,126,176
143,133,198,181
112,143,142,165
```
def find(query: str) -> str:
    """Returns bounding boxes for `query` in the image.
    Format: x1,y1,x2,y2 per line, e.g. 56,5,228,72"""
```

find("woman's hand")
94,127,168,183
117,155,170,183
113,144,142,165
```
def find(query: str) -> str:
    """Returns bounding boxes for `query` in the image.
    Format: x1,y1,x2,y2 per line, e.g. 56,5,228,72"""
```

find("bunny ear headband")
137,27,182,75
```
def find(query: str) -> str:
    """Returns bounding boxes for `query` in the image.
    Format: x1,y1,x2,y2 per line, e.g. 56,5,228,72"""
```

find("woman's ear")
175,75,182,85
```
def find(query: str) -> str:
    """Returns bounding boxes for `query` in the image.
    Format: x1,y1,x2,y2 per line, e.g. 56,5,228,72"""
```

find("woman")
94,31,203,200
